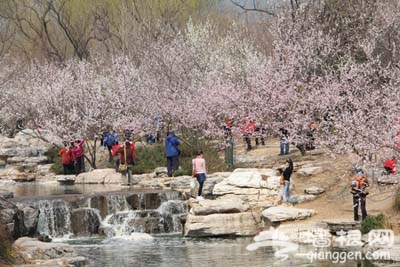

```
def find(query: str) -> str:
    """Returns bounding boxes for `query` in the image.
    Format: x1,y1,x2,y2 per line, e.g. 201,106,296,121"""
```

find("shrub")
360,214,391,234
129,134,228,174
45,146,64,174
44,146,60,163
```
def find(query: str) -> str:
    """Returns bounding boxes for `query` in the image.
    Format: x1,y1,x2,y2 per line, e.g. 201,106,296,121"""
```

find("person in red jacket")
384,156,397,174
240,117,256,150
58,142,74,175
116,140,135,185
111,143,121,172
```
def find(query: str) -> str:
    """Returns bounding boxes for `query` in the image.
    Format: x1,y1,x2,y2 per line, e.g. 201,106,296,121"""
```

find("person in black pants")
350,174,369,221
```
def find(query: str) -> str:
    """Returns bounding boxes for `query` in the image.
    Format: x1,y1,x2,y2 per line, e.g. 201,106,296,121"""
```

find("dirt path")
233,138,399,230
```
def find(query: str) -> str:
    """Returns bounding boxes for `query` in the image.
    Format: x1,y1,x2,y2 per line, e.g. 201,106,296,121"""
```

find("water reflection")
65,236,384,267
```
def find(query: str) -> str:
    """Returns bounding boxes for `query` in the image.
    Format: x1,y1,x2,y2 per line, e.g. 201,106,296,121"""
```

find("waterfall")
14,190,187,239
100,200,187,237
34,199,72,238
107,194,130,214
157,200,187,233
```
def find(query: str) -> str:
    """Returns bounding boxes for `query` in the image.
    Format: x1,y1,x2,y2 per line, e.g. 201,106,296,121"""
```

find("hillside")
232,138,400,233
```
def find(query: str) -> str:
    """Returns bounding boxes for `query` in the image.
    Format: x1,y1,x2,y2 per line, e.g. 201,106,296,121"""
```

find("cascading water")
100,198,187,238
14,190,187,240
34,199,72,238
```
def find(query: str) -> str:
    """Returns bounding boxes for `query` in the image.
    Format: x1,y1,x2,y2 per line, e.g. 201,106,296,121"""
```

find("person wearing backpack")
104,131,119,162
116,140,135,185
350,172,369,221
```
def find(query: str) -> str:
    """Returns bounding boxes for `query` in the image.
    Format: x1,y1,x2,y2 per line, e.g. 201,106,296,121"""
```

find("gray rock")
261,206,315,223
0,191,13,199
325,220,361,234
184,212,261,237
297,166,323,177
189,197,250,216
377,175,400,184
13,237,78,260
290,194,318,204
223,168,278,188
16,204,39,236
154,167,168,177
304,186,325,195
70,208,101,236
75,168,124,184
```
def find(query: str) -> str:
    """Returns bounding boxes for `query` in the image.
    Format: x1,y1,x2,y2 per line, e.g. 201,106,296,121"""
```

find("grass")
360,214,392,234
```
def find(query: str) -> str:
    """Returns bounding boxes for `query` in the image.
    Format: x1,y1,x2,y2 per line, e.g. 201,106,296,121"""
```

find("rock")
0,191,14,199
325,220,361,234
189,197,250,216
184,212,261,237
223,168,278,188
304,186,325,195
16,204,39,236
261,206,315,223
13,173,36,182
75,168,124,184
170,175,225,196
37,164,54,176
70,208,101,236
297,166,323,177
13,237,78,260
290,194,318,204
154,167,168,177
276,221,329,243
377,175,400,184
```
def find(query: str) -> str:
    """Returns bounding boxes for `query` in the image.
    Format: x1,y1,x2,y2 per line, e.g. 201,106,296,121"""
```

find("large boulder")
75,168,124,184
188,197,249,216
15,204,39,236
213,171,282,207
261,206,315,223
184,212,261,237
13,237,85,264
70,208,101,237
222,168,278,188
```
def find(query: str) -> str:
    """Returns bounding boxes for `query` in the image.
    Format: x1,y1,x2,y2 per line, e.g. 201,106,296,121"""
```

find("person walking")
165,131,180,177
278,128,290,155
350,172,369,221
192,151,207,200
58,142,74,175
116,140,135,185
281,158,293,205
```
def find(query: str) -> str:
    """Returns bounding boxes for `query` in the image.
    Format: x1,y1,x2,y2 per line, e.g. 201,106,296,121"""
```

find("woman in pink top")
192,151,207,200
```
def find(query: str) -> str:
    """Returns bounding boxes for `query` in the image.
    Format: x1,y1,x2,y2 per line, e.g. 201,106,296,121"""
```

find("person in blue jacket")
165,131,180,177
